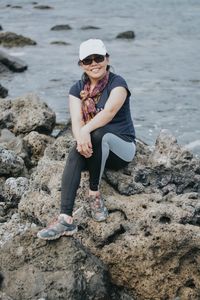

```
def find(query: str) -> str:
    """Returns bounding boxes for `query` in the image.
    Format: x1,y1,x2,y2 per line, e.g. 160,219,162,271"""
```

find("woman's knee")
91,128,106,145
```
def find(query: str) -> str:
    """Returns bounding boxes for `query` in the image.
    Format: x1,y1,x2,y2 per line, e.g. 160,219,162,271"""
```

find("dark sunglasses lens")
94,55,105,63
82,55,105,65
82,58,92,65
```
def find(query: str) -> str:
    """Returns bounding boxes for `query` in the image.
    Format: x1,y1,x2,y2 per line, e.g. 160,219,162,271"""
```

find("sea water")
0,0,199,154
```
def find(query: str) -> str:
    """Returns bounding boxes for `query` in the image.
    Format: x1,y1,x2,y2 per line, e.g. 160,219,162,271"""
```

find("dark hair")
79,53,110,83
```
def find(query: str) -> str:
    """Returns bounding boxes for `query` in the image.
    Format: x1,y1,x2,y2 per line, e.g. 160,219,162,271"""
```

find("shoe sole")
37,227,78,241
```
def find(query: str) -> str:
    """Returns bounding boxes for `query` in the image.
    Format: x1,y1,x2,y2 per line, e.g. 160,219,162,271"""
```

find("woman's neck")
88,71,108,86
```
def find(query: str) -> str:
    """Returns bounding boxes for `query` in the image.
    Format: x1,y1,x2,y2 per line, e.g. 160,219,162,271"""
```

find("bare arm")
69,95,84,140
69,95,92,157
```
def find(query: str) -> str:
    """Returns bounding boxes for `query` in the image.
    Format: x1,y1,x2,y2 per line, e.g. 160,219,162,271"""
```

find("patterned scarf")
80,72,109,123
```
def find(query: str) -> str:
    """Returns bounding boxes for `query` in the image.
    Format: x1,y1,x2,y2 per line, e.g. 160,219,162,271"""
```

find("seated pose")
37,39,136,240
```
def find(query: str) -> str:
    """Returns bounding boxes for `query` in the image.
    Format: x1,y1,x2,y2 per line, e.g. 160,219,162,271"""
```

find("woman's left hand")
76,126,93,158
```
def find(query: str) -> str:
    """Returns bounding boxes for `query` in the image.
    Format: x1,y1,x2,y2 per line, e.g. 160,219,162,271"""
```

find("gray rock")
0,129,25,158
23,131,54,167
0,50,27,72
50,41,71,46
80,26,100,30
2,128,200,300
34,5,53,9
0,226,128,300
0,32,37,48
11,5,22,9
116,31,135,39
105,130,200,196
4,177,29,202
0,291,14,300
0,84,8,98
0,94,56,134
51,24,72,31
0,146,24,176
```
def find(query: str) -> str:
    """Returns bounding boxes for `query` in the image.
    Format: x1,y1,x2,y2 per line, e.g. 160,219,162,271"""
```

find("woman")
37,39,136,240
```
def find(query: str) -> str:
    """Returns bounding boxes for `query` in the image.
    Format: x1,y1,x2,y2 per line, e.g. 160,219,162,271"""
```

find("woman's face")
80,54,109,82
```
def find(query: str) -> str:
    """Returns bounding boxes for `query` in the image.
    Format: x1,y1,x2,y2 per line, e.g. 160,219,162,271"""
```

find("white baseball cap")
79,39,107,60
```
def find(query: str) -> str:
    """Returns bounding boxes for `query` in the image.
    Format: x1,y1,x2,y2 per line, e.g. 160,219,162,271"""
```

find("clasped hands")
76,127,93,158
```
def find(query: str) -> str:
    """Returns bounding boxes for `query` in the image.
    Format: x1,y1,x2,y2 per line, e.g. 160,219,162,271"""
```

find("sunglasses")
81,55,105,65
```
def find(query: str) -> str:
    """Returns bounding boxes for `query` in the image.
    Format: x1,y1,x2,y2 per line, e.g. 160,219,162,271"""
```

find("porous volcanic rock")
1,128,200,300
0,94,56,134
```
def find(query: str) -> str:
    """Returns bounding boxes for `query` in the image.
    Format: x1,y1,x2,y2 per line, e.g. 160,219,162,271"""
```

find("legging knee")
90,128,106,146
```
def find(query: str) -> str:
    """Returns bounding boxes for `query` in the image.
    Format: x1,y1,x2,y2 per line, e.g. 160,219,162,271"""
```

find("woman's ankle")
60,213,73,224
89,190,100,197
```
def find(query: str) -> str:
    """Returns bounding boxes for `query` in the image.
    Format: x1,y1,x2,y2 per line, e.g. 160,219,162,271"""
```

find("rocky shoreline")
0,94,200,299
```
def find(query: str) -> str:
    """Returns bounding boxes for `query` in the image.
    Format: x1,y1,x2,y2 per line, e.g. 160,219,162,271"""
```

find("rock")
50,41,71,46
0,50,27,72
2,128,200,299
0,25,3,31
116,31,135,39
50,24,72,31
4,177,29,202
0,291,14,300
0,84,8,98
11,5,22,9
44,134,74,161
23,131,54,167
0,226,130,300
0,146,25,177
80,26,100,30
0,94,56,134
34,5,53,9
0,32,37,48
19,135,75,224
0,129,26,159
105,130,200,196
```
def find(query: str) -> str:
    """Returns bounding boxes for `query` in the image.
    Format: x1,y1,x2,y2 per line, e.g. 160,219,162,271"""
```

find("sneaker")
89,195,108,222
37,216,77,240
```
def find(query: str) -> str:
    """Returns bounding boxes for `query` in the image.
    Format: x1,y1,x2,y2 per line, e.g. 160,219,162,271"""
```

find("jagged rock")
0,50,27,72
2,129,200,299
44,134,75,161
0,291,14,300
51,24,72,31
0,129,26,159
0,224,133,300
0,94,56,134
80,26,100,30
105,130,200,196
33,5,53,9
0,146,24,177
4,177,29,202
0,84,8,98
23,131,54,167
0,32,37,48
116,31,135,39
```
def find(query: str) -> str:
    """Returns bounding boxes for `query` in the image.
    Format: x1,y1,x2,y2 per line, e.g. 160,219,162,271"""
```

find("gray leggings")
61,128,136,216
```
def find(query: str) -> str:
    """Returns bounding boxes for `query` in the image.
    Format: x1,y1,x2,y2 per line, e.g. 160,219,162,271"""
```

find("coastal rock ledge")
0,95,200,300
